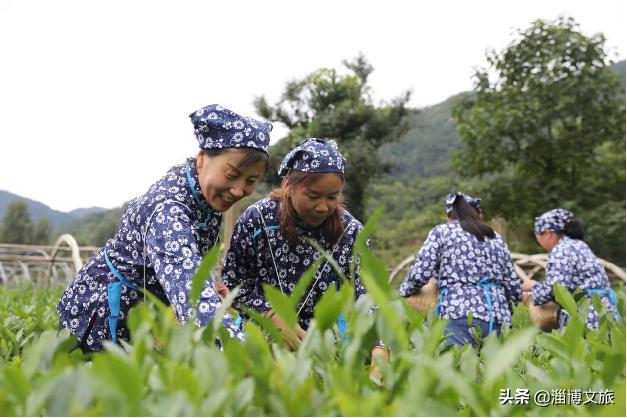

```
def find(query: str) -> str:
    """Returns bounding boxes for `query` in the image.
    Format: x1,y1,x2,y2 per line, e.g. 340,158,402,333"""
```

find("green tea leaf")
190,244,221,308
553,282,578,318
313,285,343,332
262,284,297,329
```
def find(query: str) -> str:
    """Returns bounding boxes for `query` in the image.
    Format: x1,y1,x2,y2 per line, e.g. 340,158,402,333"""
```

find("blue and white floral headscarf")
534,208,574,235
190,104,273,155
445,192,482,215
278,138,346,178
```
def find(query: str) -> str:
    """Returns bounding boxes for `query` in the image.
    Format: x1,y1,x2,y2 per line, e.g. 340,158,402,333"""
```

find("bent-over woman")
399,192,522,347
522,208,620,329
57,104,272,351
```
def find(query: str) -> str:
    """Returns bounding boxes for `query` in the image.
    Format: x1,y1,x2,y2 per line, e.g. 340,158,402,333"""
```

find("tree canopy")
255,53,411,220
451,16,625,264
0,200,52,245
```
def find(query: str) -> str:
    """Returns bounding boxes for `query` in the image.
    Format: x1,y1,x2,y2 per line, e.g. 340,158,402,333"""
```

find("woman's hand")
214,280,230,300
265,310,307,351
369,346,390,386
522,279,537,292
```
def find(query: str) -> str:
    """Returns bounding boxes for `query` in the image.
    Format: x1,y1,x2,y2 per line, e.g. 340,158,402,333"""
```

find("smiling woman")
195,148,268,213
270,170,345,245
222,138,388,374
56,104,272,352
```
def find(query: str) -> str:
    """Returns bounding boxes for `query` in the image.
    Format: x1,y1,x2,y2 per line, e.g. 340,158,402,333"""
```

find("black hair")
270,170,346,245
203,147,269,173
563,219,585,240
449,195,496,242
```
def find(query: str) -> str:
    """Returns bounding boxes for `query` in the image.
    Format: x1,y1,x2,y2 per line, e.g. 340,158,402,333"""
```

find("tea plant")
0,214,624,416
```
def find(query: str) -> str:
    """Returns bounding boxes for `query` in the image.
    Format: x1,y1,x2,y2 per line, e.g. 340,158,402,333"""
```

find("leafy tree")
67,204,126,247
255,53,411,219
451,16,625,264
1,200,33,244
0,200,53,244
31,217,52,245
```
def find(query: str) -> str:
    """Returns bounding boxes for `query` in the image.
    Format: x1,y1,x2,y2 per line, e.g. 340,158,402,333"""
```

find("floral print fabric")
221,198,364,330
399,222,522,325
57,159,242,351
531,237,616,328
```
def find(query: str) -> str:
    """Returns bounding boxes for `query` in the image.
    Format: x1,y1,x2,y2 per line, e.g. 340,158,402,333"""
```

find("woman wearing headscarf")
399,192,521,347
57,104,272,351
221,138,387,361
522,208,620,329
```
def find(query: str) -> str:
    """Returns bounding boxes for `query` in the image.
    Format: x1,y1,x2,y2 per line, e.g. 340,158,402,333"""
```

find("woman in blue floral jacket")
522,208,619,329
221,138,388,367
57,104,272,351
399,192,521,347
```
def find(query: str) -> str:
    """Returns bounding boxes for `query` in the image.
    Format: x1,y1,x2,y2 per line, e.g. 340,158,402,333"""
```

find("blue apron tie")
336,313,350,347
104,252,138,343
435,287,448,317
586,288,620,320
477,276,499,333
434,276,500,333
337,313,347,337
234,314,243,330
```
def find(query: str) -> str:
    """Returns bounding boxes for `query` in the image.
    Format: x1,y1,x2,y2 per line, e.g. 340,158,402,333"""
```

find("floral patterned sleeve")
221,209,271,314
144,201,222,326
531,245,575,305
398,226,444,297
498,237,522,305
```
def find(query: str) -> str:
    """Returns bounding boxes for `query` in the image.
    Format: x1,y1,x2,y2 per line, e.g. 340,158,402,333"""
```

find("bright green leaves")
0,214,625,416
353,207,408,351
189,244,221,308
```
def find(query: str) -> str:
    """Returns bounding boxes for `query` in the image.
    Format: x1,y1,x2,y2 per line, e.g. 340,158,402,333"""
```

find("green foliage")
450,16,625,265
1,200,32,244
0,200,52,245
0,283,63,363
0,220,624,416
65,204,126,247
379,96,463,178
189,244,221,308
30,218,52,245
365,175,483,268
255,53,411,219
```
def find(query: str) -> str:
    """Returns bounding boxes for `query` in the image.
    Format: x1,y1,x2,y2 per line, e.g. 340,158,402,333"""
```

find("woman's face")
289,173,343,226
535,230,561,252
196,149,266,212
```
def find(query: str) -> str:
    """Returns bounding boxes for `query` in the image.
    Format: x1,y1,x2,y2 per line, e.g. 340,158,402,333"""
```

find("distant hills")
379,60,625,178
379,93,463,178
0,189,106,233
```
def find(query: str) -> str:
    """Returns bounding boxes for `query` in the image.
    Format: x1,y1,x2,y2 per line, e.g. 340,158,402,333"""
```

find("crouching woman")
222,138,388,364
57,104,271,351
399,192,521,347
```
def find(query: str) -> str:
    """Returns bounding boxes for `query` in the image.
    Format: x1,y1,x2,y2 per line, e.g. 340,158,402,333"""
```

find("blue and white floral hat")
189,104,272,155
445,192,482,215
534,208,574,234
278,138,346,178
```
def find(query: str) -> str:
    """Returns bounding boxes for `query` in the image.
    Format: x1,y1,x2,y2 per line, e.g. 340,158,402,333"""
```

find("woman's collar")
185,158,214,215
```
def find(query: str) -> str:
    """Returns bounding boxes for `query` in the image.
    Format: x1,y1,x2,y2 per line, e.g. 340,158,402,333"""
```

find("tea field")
0,224,624,416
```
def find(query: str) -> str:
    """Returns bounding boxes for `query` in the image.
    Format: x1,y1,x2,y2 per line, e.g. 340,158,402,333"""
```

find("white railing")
0,236,99,286
389,253,626,286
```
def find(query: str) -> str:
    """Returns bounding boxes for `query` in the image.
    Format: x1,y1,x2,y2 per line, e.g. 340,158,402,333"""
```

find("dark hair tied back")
450,195,496,242
563,219,584,240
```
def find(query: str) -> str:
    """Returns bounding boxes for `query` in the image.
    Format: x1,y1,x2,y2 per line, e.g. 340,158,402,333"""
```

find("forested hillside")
366,52,625,268
0,190,105,231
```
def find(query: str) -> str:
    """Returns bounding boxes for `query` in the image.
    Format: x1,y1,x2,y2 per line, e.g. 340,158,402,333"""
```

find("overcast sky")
1,0,625,212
